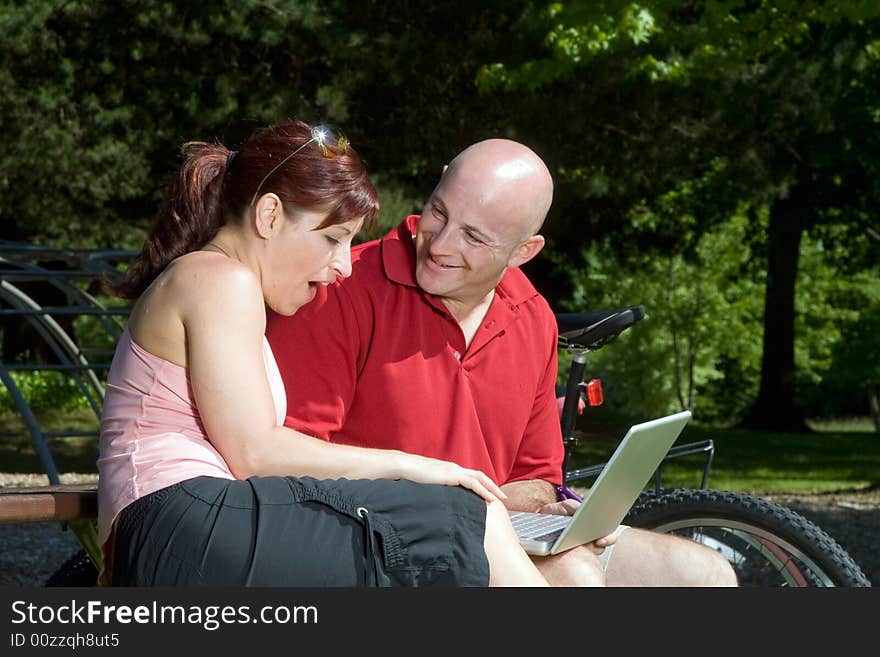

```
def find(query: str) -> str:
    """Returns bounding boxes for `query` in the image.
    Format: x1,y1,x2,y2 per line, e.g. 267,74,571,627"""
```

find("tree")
477,0,880,430
564,209,765,423
0,1,360,246
826,292,880,432
0,0,536,246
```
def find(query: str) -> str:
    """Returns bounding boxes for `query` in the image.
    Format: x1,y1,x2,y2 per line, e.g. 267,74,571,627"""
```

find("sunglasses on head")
249,124,349,207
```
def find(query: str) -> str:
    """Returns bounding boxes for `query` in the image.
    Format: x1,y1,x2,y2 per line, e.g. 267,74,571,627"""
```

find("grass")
0,408,100,475
566,409,880,497
806,417,876,432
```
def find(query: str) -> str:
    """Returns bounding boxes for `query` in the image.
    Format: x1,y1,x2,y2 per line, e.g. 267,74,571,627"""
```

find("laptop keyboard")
509,511,571,540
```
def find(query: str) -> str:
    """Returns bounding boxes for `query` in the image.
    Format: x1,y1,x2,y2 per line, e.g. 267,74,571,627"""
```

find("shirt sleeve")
505,299,565,486
264,283,363,440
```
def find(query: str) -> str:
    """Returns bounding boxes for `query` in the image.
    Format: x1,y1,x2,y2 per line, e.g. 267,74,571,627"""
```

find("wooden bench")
0,484,98,523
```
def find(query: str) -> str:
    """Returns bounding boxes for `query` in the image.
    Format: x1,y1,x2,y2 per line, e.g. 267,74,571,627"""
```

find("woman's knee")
483,498,519,543
482,501,548,586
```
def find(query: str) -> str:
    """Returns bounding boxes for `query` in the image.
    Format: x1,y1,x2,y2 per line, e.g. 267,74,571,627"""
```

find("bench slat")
0,484,98,523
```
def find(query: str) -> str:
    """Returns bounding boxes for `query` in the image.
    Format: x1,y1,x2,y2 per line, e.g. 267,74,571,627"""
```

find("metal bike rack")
0,242,135,483
565,438,715,492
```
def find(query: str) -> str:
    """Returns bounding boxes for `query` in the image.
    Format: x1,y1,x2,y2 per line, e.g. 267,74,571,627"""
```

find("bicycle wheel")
623,488,871,587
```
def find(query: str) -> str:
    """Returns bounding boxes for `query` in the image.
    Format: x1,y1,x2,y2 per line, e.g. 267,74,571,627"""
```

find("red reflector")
586,379,603,406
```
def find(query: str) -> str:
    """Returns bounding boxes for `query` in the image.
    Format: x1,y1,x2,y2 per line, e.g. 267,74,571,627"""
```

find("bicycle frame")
553,307,715,503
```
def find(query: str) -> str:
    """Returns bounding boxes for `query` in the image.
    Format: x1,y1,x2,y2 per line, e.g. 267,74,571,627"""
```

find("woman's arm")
176,258,505,502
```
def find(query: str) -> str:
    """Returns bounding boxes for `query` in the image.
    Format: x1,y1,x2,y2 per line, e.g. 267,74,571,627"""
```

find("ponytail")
112,117,379,299
113,143,230,299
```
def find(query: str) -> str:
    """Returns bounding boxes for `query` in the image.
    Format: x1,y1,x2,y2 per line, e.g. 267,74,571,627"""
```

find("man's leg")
531,546,606,586
604,527,738,586
529,525,627,586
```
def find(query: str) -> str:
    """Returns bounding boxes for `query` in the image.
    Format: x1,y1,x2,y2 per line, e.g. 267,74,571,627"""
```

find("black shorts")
111,475,490,587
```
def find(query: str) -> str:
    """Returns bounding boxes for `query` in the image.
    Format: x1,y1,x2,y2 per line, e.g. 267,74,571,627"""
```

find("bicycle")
554,305,871,587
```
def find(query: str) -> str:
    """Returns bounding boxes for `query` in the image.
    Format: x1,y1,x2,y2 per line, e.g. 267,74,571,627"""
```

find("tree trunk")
869,385,880,434
741,189,811,432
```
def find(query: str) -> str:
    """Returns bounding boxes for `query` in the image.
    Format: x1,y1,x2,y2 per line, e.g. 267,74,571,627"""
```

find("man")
266,139,737,586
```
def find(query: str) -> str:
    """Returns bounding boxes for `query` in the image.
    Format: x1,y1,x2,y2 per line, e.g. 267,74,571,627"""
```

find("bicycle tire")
44,548,98,587
623,488,871,587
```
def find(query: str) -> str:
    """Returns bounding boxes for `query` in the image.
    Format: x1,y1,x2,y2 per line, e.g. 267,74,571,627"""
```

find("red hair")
114,118,379,299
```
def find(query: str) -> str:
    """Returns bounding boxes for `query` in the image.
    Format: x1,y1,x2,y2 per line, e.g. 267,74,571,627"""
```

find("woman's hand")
396,452,508,503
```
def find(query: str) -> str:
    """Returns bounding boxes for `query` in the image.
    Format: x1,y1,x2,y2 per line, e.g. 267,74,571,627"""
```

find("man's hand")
501,480,619,555
536,497,619,555
536,497,579,516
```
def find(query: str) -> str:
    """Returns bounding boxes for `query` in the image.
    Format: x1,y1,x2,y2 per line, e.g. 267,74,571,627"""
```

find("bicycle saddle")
555,305,645,349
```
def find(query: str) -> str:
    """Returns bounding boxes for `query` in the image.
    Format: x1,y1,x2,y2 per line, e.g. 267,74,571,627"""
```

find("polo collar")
380,215,421,288
380,215,541,307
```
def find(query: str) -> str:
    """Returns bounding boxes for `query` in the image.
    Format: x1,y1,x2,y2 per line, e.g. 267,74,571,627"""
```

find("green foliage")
358,173,424,243
0,0,539,248
0,0,356,247
0,371,91,413
0,407,99,474
479,1,880,88
803,269,880,417
561,209,764,423
69,518,101,574
560,208,878,424
477,1,660,92
477,0,880,429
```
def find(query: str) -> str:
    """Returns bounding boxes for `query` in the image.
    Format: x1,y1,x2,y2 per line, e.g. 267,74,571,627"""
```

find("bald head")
414,139,553,311
440,139,553,239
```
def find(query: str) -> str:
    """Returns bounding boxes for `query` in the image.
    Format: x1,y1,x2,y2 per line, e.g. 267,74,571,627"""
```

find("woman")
97,118,546,586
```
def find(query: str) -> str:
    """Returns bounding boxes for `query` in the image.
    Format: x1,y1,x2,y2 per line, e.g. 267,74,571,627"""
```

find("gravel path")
1,473,876,586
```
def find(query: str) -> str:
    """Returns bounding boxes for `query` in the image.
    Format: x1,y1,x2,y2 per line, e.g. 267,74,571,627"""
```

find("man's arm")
500,479,557,512
502,477,619,554
503,297,566,487
501,301,577,513
501,478,583,517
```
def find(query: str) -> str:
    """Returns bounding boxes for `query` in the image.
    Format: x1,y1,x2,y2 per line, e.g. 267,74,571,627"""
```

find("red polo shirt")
265,215,564,486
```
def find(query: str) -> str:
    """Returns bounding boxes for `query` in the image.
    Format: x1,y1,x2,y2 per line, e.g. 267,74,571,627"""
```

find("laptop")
510,410,692,556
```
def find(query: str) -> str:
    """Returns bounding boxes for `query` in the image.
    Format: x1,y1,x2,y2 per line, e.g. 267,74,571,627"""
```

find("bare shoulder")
134,253,255,316
129,252,265,361
167,252,265,329
164,252,262,305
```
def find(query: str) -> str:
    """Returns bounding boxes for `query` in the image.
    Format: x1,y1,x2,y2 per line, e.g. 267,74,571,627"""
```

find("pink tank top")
96,327,287,547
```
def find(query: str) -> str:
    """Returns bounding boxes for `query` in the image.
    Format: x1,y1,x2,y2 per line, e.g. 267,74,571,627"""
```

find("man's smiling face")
414,179,521,310
413,139,552,316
